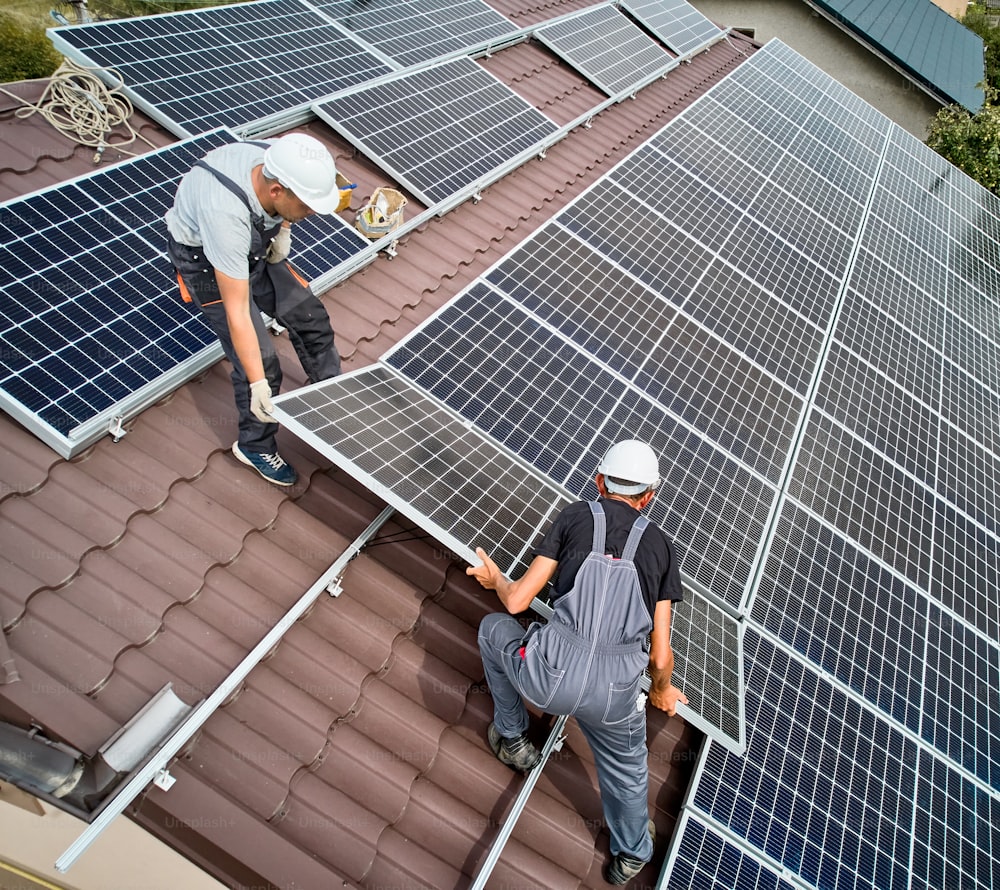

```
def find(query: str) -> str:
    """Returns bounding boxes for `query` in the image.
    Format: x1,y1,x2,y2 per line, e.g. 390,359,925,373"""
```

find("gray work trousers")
478,612,653,862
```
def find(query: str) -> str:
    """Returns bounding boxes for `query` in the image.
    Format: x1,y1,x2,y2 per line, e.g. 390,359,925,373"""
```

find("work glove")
267,225,291,263
249,379,276,423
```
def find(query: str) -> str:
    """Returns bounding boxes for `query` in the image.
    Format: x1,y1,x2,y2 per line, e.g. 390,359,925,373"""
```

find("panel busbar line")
49,0,394,137
309,0,518,69
533,5,676,98
312,57,559,207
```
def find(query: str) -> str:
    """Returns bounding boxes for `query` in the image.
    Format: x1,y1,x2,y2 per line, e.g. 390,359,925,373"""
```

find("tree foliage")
927,90,1000,195
924,8,1000,195
0,12,62,82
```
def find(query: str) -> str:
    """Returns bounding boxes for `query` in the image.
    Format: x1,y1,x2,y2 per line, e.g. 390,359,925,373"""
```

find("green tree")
962,9,1000,96
0,12,62,81
927,89,1000,195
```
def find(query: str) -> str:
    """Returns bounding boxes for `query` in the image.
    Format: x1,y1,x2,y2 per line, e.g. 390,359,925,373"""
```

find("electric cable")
0,57,157,163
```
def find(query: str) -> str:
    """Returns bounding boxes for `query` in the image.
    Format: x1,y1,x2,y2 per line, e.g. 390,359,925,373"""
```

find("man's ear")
595,473,608,496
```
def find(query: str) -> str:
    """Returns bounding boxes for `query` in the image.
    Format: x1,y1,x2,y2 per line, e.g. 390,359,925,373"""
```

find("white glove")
249,379,276,423
267,225,291,264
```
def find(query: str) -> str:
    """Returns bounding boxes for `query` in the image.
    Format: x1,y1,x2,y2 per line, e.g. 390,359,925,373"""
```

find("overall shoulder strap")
621,515,649,562
195,160,255,215
588,500,606,554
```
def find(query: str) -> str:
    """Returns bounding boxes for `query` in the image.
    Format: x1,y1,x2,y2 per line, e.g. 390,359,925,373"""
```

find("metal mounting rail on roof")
469,714,570,890
54,505,396,873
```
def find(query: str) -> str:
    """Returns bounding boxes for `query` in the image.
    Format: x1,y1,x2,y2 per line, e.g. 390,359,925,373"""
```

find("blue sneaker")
231,442,298,486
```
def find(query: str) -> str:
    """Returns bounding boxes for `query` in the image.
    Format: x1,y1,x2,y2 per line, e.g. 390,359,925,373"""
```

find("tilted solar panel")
312,57,559,207
49,0,394,136
0,131,232,458
311,0,519,69
533,4,675,97
620,0,723,57
0,130,373,459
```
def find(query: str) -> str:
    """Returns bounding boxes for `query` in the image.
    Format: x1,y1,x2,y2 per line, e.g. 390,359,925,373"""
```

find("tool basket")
355,187,407,239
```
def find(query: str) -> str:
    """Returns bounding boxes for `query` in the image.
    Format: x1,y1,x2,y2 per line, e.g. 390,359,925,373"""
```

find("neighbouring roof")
807,0,985,111
0,4,755,887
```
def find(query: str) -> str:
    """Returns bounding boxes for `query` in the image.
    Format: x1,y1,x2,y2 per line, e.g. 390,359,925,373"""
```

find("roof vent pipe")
0,722,83,798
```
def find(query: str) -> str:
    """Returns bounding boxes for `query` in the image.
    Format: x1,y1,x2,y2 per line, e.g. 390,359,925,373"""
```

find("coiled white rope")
0,57,156,163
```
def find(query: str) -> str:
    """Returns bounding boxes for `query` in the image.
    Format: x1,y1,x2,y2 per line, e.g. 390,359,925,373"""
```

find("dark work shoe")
487,723,541,772
232,442,298,486
604,820,656,885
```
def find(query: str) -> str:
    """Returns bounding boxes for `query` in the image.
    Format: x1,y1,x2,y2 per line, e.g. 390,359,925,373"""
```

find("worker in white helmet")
165,132,345,486
468,439,688,885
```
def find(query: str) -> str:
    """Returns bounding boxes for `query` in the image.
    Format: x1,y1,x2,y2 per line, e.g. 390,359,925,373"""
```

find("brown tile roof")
0,9,756,888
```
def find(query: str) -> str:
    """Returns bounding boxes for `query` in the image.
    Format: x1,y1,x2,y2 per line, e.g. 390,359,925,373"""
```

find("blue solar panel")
913,751,1000,890
312,0,518,69
665,813,803,890
0,130,372,458
49,0,394,136
694,631,918,890
751,502,928,733
0,131,234,456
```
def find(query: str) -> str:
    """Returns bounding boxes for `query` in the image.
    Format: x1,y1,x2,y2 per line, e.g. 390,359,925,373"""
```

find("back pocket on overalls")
602,676,643,726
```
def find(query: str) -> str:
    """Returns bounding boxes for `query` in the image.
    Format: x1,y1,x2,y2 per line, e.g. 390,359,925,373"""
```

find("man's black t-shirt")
532,498,683,620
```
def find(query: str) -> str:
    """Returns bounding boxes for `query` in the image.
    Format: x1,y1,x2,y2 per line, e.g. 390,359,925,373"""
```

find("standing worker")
467,440,688,885
166,132,345,486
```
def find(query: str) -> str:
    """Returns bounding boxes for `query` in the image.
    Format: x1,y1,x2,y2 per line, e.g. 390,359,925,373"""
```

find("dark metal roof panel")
813,0,985,110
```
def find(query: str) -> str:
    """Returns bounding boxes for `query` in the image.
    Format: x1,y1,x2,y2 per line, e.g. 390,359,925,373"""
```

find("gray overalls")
478,501,655,862
166,149,340,454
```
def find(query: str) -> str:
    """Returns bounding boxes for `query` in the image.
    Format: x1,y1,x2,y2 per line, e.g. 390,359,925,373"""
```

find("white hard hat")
262,133,340,215
597,439,661,495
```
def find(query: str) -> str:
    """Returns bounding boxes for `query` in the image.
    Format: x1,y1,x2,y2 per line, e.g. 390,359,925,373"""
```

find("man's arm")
466,548,558,615
216,269,273,422
647,599,688,716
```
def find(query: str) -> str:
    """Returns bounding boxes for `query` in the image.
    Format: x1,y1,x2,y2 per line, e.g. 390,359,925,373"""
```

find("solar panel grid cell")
683,259,825,396
815,340,939,486
913,751,1000,889
931,505,1000,642
750,502,928,733
665,814,803,889
559,178,716,303
923,605,1000,789
789,412,936,591
633,313,802,484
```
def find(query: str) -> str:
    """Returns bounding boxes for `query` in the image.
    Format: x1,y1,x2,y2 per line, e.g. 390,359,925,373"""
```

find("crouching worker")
467,440,688,885
166,132,344,486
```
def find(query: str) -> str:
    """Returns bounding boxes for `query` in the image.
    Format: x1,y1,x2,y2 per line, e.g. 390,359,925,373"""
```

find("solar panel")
692,632,919,890
280,36,1000,888
663,812,804,890
0,132,232,458
0,130,373,459
311,0,519,69
312,57,559,207
273,364,746,752
533,5,675,97
620,0,724,56
48,0,394,137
